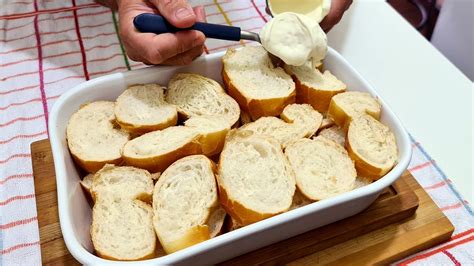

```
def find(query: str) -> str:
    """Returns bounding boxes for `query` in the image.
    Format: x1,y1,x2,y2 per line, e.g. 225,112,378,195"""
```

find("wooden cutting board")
31,139,454,265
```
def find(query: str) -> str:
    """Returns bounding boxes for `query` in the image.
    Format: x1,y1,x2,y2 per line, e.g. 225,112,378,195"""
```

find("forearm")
95,0,118,10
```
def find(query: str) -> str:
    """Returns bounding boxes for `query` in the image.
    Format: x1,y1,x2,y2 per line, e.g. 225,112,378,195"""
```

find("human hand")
320,0,353,32
117,0,206,65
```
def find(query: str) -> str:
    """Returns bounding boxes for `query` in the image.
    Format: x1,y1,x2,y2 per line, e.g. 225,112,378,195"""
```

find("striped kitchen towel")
0,0,472,265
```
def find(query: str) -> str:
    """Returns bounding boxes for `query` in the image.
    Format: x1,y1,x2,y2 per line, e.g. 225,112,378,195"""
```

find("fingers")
320,0,353,32
161,45,204,65
125,30,205,64
118,0,206,65
193,5,207,22
151,0,196,28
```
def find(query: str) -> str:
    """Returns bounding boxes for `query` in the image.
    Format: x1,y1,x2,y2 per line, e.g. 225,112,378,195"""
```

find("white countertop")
327,0,473,202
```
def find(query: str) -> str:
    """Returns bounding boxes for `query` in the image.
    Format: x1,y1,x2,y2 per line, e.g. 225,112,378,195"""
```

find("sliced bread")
153,155,219,253
280,103,323,137
217,130,296,225
166,73,240,127
122,126,201,172
328,91,382,130
285,137,356,200
239,110,253,125
347,114,398,180
90,165,155,261
240,104,322,147
91,164,154,202
114,84,177,134
91,198,156,261
66,101,130,173
222,46,296,120
184,115,230,156
319,116,335,131
317,125,345,147
284,64,346,113
80,174,94,197
207,206,227,238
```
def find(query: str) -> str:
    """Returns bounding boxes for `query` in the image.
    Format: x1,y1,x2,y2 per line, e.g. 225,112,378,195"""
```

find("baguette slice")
217,130,296,225
328,91,382,130
91,164,153,202
122,126,201,172
347,114,398,180
241,104,322,147
285,137,356,200
80,174,94,198
166,73,240,127
239,110,253,125
284,64,346,113
208,206,227,238
280,103,323,137
222,46,296,120
153,155,219,254
91,198,156,261
67,101,130,173
184,115,230,156
319,116,335,131
318,125,345,147
115,84,177,134
225,216,243,232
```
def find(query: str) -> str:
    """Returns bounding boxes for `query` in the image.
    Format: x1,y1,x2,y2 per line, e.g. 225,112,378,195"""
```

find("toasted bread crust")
222,64,296,121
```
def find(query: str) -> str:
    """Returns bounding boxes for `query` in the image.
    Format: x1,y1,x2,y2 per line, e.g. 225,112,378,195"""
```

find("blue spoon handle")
133,13,242,41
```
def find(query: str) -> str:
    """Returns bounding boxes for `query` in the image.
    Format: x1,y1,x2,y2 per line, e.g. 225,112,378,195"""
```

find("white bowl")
49,48,411,265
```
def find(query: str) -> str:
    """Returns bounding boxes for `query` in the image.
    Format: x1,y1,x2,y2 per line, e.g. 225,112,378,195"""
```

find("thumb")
151,0,196,28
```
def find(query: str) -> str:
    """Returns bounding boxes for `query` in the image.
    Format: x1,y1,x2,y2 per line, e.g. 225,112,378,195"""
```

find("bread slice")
354,176,373,189
280,103,323,137
222,46,296,120
80,174,94,198
347,114,398,180
114,84,177,134
285,137,356,200
328,91,382,130
207,206,227,238
240,104,322,147
122,126,201,172
319,116,335,131
225,216,243,232
153,155,219,253
184,115,230,156
284,64,346,113
91,197,156,261
217,130,296,225
318,125,345,147
91,164,153,202
66,101,130,173
166,73,240,127
239,110,253,125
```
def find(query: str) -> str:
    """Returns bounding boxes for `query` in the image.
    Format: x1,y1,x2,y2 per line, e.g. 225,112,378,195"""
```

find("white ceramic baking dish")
49,47,411,265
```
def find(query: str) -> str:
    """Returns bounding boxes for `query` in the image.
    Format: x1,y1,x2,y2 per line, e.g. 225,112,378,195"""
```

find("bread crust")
116,115,177,135
222,66,296,121
291,74,345,113
346,120,397,180
216,174,278,226
158,225,210,254
327,93,382,131
123,139,202,173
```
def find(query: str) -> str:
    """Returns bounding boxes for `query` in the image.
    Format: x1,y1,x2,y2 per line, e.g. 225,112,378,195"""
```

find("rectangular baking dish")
48,47,412,265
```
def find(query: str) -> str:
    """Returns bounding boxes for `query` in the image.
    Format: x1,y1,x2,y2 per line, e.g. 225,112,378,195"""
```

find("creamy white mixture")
259,12,328,67
267,0,331,23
